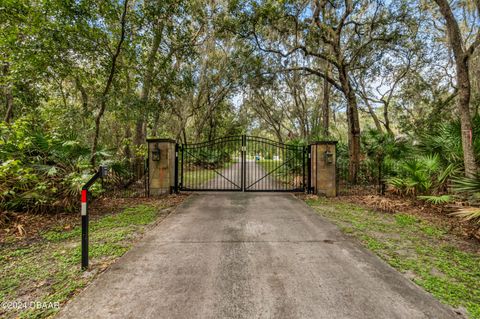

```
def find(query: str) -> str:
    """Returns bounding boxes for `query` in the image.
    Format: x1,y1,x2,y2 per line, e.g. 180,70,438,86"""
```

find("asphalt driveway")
200,160,284,191
57,193,457,319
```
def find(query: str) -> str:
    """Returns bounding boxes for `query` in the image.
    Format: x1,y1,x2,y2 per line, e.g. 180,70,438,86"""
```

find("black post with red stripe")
81,166,108,270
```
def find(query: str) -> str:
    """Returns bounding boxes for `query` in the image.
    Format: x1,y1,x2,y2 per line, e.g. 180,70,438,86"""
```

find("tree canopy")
1,0,480,208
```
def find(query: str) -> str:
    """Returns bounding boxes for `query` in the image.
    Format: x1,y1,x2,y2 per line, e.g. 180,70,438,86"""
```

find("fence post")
145,157,149,197
146,138,176,195
241,135,246,191
174,143,179,193
307,145,312,194
310,141,338,197
379,158,386,195
302,145,306,192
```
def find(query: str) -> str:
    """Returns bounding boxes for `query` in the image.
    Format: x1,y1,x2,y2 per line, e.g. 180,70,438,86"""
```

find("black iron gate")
177,135,309,192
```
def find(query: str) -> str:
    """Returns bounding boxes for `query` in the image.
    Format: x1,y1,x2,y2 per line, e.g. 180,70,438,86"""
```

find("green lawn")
0,202,176,319
305,196,480,319
257,159,287,182
182,162,234,188
257,159,302,186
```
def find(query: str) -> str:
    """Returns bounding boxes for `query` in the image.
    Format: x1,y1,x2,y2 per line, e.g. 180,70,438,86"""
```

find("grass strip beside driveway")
305,196,480,319
0,199,180,319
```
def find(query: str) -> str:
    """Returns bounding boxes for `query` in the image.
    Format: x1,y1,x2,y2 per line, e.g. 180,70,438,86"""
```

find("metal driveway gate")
178,135,309,192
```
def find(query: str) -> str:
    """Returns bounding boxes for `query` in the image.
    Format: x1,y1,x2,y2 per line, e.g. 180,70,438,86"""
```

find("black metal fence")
178,135,308,192
101,158,148,197
179,136,243,191
337,159,397,196
244,136,307,192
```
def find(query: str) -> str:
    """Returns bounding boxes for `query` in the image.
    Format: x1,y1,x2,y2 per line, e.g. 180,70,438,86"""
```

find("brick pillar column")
147,138,176,195
310,141,337,197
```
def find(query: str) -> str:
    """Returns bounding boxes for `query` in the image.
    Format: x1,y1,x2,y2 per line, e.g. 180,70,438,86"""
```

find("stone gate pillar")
310,141,337,197
147,138,177,196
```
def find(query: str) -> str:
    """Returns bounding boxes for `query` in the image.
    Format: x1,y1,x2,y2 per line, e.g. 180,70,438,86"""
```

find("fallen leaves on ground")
0,194,188,245
333,194,480,242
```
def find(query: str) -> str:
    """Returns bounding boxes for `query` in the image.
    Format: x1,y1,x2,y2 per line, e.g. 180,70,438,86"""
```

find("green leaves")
452,174,480,194
417,195,454,205
387,154,456,196
0,116,95,212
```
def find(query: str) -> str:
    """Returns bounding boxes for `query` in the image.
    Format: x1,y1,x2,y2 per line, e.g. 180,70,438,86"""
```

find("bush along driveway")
0,195,185,319
304,196,480,319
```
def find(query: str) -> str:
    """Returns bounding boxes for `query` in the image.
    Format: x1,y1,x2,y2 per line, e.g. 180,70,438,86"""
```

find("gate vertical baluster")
174,143,179,193
242,135,246,191
220,139,223,190
283,145,286,191
255,139,257,190
213,141,216,190
217,140,223,189
307,144,312,194
202,146,205,189
303,146,306,192
235,138,237,190
219,139,222,190
181,145,184,190
232,139,234,190
240,137,243,191
270,142,273,191
242,136,248,191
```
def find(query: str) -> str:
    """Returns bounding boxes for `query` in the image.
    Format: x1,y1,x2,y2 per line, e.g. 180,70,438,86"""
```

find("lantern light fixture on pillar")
152,143,161,161
324,149,333,165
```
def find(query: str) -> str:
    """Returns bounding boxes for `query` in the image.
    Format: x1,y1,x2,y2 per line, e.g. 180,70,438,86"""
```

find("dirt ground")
329,194,480,243
0,194,187,245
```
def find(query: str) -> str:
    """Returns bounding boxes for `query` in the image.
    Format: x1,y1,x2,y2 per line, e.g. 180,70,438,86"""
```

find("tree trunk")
182,128,187,145
364,100,383,133
382,101,393,135
322,77,330,137
434,0,478,177
124,125,132,159
75,76,89,114
339,67,361,184
91,0,129,166
4,89,13,123
3,62,13,123
134,120,145,146
135,21,164,145
473,55,480,115
458,63,477,177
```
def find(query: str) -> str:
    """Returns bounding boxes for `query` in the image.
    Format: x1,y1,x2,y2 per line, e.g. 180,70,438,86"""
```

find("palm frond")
452,175,480,194
437,163,459,185
417,195,453,205
450,208,480,223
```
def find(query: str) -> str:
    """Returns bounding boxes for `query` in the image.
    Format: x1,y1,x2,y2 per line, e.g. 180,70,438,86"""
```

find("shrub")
192,148,231,168
386,155,458,196
0,117,103,212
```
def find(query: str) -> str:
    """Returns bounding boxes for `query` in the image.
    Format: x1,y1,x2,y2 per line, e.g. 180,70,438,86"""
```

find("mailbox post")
81,165,108,270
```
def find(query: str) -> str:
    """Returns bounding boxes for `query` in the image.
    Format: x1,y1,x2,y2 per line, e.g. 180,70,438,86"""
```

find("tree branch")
283,66,343,92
